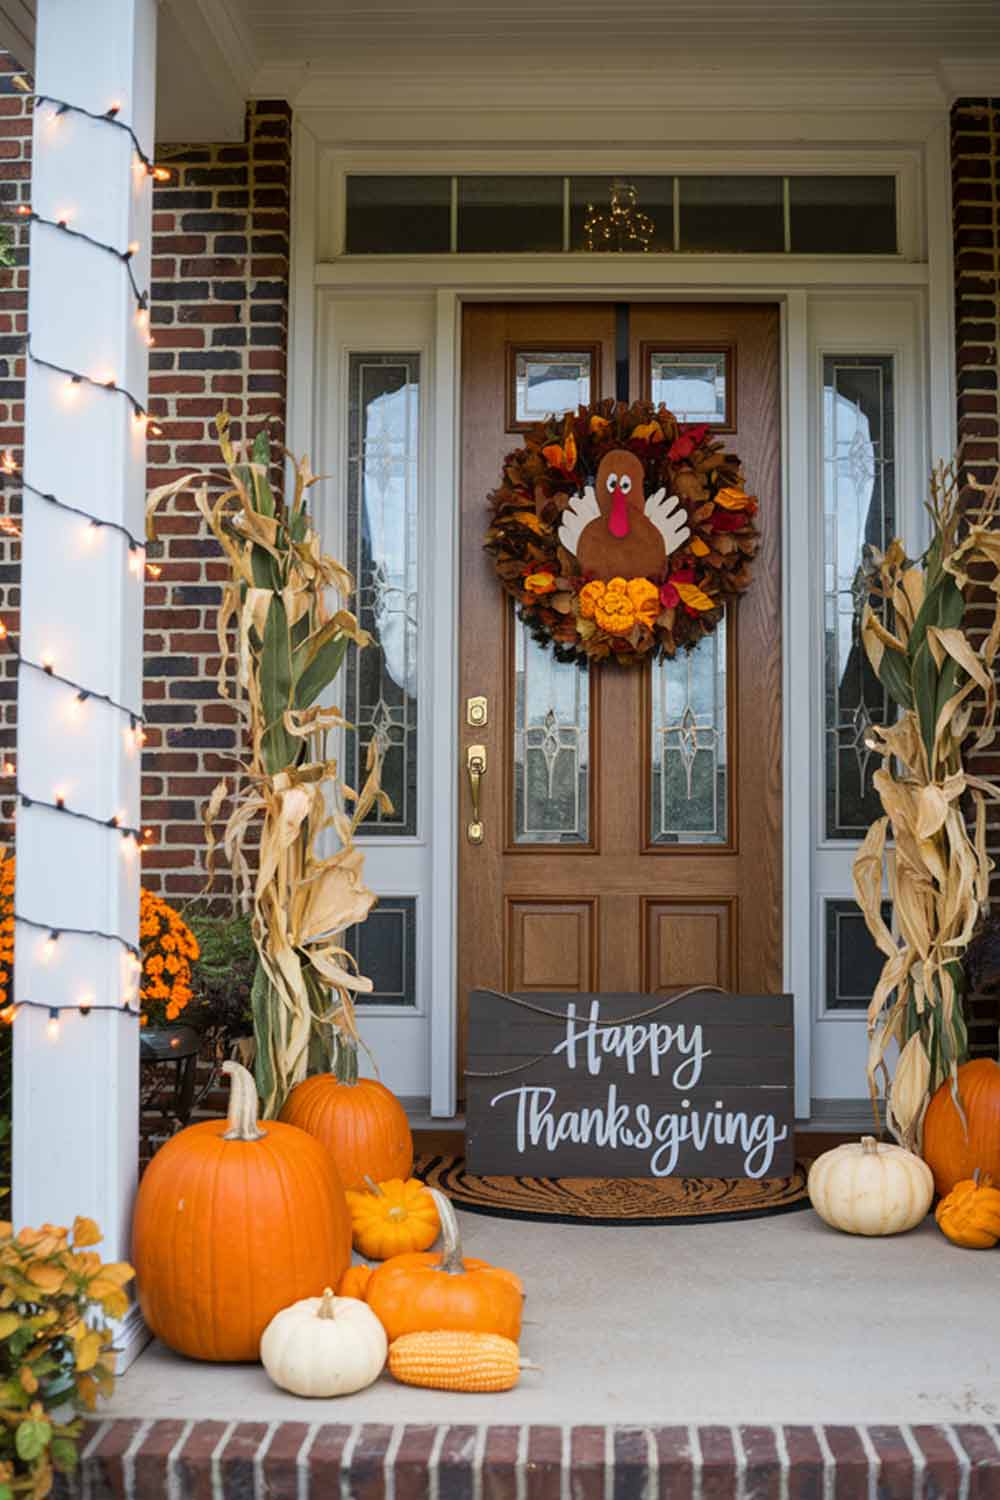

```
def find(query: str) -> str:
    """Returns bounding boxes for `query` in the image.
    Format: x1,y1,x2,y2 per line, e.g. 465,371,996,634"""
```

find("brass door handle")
467,743,486,844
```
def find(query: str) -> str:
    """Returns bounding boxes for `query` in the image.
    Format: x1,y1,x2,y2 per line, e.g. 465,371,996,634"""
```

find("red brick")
393,1427,438,1500
348,1424,394,1500
783,1426,824,1500
823,1427,870,1500
525,1427,563,1500
653,1428,694,1500
699,1426,738,1499
482,1427,520,1500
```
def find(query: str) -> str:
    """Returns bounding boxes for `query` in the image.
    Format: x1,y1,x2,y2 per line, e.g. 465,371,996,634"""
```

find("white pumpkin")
808,1135,933,1236
260,1287,387,1397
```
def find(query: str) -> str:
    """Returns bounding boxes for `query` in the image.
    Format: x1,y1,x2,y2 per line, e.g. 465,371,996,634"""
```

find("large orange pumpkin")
923,1058,1000,1197
132,1061,351,1361
279,1047,412,1190
365,1189,523,1341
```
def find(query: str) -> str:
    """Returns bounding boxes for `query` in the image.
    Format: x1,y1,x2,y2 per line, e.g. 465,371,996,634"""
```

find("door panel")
458,302,781,1089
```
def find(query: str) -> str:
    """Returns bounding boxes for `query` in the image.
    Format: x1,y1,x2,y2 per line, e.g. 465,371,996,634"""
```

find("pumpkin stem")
364,1175,384,1198
317,1287,337,1320
333,1037,359,1087
860,1135,879,1155
428,1188,465,1276
221,1060,266,1141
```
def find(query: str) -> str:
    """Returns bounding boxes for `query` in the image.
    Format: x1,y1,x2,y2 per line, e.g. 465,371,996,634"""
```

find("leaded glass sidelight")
650,621,728,844
823,355,896,840
513,616,590,844
344,353,420,836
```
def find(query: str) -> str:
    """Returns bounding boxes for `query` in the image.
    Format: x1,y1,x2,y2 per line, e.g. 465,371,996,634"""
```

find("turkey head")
574,449,668,581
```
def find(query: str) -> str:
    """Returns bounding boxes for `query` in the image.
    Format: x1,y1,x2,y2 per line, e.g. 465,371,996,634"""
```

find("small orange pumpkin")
132,1062,351,1361
337,1263,374,1300
935,1170,1000,1249
279,1045,413,1190
346,1177,440,1260
922,1058,1000,1197
365,1189,523,1342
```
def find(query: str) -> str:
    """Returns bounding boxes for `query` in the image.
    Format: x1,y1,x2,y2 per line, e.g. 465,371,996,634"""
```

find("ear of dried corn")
146,415,390,1116
854,463,1000,1150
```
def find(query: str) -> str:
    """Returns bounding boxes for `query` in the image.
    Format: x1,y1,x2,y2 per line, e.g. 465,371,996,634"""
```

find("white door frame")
286,125,956,1120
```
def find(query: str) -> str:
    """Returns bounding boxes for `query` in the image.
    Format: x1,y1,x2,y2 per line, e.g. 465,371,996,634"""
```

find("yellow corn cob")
387,1331,526,1392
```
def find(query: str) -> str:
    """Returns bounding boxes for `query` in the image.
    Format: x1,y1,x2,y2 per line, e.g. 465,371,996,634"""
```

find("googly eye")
619,475,632,495
606,472,618,490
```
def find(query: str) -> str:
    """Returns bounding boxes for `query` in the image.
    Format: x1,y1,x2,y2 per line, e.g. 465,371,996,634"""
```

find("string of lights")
25,339,154,423
14,209,150,315
13,652,145,727
14,912,141,960
2,1000,141,1039
14,78,171,182
18,791,143,846
3,81,169,1029
16,475,150,553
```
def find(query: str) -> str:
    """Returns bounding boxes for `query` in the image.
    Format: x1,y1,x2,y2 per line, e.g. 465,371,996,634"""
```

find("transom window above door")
343,174,898,256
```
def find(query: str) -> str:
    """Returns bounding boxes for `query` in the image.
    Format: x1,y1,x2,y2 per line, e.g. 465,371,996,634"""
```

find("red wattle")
608,490,630,539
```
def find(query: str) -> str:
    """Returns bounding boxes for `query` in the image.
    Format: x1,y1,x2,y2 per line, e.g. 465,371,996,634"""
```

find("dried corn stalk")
854,462,1000,1150
146,415,390,1116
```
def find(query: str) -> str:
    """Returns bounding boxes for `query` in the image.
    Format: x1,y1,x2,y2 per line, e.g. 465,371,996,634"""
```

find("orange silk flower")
524,571,557,595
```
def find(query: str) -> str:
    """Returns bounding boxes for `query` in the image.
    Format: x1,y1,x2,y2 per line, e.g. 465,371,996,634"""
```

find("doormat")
415,1154,812,1226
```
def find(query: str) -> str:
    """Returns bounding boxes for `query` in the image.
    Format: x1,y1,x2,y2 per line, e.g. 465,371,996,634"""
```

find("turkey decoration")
485,399,759,664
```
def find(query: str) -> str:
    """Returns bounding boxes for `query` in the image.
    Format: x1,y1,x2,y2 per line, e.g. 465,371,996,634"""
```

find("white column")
12,0,157,1368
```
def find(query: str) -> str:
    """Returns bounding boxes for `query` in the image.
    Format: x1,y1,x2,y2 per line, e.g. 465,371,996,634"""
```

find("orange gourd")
922,1058,1000,1197
132,1061,351,1362
337,1263,374,1300
279,1047,412,1190
935,1170,1000,1249
365,1189,523,1342
345,1177,439,1260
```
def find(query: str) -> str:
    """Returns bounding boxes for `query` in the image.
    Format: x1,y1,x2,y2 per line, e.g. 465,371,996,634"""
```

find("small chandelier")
582,179,655,253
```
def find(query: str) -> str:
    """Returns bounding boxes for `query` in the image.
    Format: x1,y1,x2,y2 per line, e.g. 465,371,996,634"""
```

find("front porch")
1,2,1000,1495
106,1207,1000,1430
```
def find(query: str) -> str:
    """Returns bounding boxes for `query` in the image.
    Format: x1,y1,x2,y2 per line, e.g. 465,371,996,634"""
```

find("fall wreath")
485,399,759,664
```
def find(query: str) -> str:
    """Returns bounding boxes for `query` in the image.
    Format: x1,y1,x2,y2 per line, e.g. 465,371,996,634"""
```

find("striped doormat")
415,1153,812,1226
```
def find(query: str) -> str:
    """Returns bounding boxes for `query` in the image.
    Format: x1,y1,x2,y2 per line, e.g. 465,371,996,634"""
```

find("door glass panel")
345,353,420,836
823,355,895,840
512,349,592,427
650,620,727,845
649,350,728,423
825,898,892,1010
513,615,590,844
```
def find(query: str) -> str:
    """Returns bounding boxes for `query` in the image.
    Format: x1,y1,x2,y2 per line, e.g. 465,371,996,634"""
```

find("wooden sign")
465,989,794,1180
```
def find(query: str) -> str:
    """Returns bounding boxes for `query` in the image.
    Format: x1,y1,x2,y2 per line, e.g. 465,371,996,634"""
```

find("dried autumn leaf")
674,581,716,612
70,1217,101,1249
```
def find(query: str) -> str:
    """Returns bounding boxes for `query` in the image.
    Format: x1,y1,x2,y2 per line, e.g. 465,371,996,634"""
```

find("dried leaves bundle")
146,416,388,1117
854,463,1000,1150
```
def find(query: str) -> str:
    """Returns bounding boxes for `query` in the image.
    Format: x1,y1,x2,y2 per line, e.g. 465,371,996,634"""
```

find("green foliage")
183,906,256,1046
0,1219,133,1499
0,229,14,272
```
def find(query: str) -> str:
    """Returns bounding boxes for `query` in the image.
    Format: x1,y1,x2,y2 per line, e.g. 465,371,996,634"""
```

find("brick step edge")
58,1418,1000,1500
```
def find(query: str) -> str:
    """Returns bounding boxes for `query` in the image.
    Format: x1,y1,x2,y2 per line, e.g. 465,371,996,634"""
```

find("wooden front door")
458,303,782,1086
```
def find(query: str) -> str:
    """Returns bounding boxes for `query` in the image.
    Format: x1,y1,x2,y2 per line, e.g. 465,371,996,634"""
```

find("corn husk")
854,463,1000,1150
147,416,390,1116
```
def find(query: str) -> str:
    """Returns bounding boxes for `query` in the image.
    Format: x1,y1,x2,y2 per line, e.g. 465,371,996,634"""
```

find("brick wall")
0,51,292,904
951,97,1000,1055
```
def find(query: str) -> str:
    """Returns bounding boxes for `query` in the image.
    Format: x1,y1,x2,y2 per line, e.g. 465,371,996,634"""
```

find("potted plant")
0,1216,132,1498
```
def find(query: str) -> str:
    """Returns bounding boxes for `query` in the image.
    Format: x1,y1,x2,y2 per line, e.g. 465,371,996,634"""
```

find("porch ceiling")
4,0,999,143
243,0,1000,68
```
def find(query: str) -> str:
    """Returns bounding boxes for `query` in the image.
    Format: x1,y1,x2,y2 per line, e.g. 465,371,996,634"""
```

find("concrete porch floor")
108,1205,1000,1427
